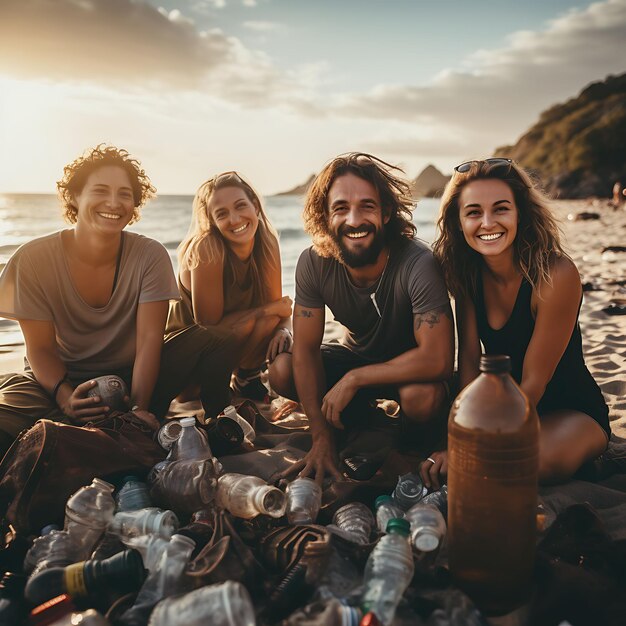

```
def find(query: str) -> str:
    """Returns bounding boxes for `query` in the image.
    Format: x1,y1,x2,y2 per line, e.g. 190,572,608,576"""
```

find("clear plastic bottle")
420,485,448,518
392,473,427,511
26,530,82,577
332,503,375,545
120,534,196,626
148,580,256,626
116,476,152,512
404,503,446,554
285,477,322,524
374,496,405,534
157,420,183,451
123,534,170,573
111,507,179,541
448,354,539,615
64,479,116,557
360,518,414,626
168,417,213,461
222,405,256,444
216,473,286,519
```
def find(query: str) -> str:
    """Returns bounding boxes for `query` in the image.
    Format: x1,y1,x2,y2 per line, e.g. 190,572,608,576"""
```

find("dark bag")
0,413,165,534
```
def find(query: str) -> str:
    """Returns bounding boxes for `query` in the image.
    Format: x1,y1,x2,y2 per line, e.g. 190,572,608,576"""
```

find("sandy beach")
1,199,624,437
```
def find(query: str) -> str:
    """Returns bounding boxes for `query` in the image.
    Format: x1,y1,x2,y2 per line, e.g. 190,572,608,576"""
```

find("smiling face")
458,178,518,260
207,185,260,251
73,165,135,234
327,173,388,268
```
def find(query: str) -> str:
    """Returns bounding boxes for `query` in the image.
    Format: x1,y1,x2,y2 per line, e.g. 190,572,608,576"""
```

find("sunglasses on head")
454,158,513,173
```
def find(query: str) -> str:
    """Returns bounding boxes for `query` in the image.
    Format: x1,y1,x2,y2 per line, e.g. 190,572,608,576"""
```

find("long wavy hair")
178,172,278,304
303,152,417,260
57,144,155,224
433,159,566,299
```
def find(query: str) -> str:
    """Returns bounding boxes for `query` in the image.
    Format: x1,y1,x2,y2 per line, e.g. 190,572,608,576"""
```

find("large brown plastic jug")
448,354,539,615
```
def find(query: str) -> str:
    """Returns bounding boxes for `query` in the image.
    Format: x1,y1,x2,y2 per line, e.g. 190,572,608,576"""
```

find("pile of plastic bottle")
0,406,471,626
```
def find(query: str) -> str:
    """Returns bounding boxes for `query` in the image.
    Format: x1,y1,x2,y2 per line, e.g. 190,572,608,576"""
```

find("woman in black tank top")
422,159,609,487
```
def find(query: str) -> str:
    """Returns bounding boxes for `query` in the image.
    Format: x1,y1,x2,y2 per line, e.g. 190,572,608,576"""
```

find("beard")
333,224,386,268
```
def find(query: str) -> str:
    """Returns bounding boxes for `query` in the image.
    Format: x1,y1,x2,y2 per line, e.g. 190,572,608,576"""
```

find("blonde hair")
303,152,417,261
178,172,279,304
433,159,566,299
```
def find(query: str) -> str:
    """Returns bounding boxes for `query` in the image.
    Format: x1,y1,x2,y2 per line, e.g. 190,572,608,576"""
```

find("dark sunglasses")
454,158,513,173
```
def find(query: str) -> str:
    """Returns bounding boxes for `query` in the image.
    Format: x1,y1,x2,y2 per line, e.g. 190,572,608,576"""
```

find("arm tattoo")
296,309,314,318
414,304,453,331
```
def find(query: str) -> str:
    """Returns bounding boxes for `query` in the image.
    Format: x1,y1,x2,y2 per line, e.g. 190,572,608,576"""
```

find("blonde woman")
168,172,292,401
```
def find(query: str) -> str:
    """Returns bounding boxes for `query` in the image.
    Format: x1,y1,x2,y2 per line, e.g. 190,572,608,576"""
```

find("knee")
399,383,446,425
538,449,577,485
268,353,295,399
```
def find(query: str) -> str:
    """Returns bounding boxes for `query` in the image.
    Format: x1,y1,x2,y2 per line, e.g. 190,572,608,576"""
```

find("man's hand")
420,450,448,490
61,379,112,423
280,432,342,484
321,373,358,429
266,327,293,363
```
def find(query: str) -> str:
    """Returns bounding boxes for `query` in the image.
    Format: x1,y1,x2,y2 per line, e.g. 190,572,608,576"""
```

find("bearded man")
269,153,453,481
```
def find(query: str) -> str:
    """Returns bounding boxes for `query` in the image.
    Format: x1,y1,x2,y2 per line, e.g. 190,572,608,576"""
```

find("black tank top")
473,273,610,435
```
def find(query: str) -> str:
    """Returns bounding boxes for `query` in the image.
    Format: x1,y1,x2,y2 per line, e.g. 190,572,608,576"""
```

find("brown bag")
0,413,165,534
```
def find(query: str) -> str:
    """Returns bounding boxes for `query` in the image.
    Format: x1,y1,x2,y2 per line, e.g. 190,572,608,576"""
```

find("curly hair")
303,152,417,260
433,159,566,299
178,172,279,305
57,144,156,224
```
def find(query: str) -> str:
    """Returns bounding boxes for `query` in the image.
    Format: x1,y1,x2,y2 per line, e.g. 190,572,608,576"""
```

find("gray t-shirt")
0,231,179,378
295,238,449,361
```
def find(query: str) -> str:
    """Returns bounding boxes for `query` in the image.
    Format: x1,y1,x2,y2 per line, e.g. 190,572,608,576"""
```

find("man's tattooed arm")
296,308,315,318
414,303,453,332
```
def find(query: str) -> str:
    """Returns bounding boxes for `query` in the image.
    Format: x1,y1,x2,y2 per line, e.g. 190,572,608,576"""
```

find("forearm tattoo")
296,309,314,318
414,304,453,331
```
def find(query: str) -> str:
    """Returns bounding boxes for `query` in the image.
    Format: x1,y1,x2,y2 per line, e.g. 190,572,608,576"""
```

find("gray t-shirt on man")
295,238,449,362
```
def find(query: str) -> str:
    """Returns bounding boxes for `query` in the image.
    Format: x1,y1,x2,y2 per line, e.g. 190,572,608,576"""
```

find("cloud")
333,0,626,154
0,0,311,109
243,20,281,32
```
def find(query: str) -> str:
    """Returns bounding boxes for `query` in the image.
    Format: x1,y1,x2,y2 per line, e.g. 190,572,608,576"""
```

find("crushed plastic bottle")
168,417,213,461
111,507,179,541
217,473,286,519
115,476,152,512
420,485,448,518
360,518,414,626
285,477,322,524
120,534,195,626
332,503,375,545
148,580,256,626
64,479,116,557
221,405,256,444
392,473,427,511
122,534,170,573
157,420,183,451
25,530,82,577
374,496,405,534
404,503,446,554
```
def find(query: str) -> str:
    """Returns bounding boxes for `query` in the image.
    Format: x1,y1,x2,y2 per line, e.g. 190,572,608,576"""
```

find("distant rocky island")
275,174,315,196
495,72,626,198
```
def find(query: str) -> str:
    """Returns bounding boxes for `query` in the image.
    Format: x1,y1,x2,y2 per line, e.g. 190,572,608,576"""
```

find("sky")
0,0,624,195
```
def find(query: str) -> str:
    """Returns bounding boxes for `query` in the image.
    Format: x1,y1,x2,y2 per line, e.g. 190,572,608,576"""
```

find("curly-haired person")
269,153,454,481
0,145,236,455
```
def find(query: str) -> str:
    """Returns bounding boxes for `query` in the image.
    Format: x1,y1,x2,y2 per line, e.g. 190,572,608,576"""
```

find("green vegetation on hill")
495,73,626,198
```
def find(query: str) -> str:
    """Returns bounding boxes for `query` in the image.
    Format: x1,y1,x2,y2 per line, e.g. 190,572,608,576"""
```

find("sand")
1,199,624,436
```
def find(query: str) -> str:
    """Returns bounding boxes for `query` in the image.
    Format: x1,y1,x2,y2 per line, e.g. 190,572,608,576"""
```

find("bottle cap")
385,517,410,536
374,495,393,508
360,611,382,626
180,417,196,427
479,354,511,373
414,529,440,552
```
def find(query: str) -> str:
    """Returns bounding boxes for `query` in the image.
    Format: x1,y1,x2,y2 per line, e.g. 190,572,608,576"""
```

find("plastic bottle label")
64,562,88,597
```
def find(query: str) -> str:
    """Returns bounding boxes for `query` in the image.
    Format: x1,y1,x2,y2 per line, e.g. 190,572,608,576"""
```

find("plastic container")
222,405,256,444
168,417,213,461
360,518,414,626
216,473,286,519
285,478,322,524
420,485,448,518
332,503,375,545
448,354,539,615
374,496,405,534
115,476,152,512
64,479,116,557
157,420,183,451
122,534,170,573
404,503,446,554
148,580,255,626
120,534,196,626
392,473,427,511
111,507,179,541
26,530,82,576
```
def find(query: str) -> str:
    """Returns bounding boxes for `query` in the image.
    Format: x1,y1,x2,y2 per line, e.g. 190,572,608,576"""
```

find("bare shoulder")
536,255,581,305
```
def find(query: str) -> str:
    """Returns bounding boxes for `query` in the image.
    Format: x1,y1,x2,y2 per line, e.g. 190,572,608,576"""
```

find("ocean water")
0,193,439,352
